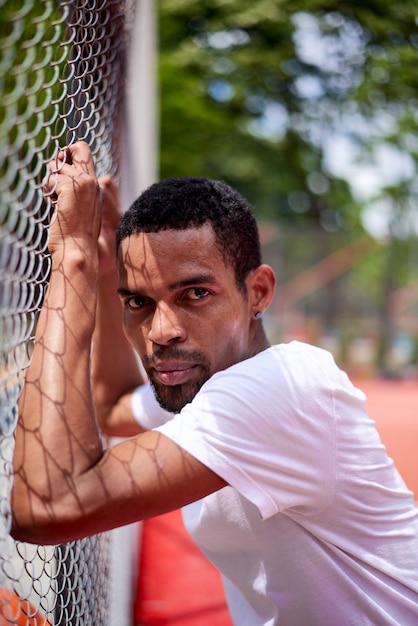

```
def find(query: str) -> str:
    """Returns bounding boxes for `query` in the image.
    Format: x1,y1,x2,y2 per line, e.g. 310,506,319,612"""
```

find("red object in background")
135,380,418,625
134,509,233,626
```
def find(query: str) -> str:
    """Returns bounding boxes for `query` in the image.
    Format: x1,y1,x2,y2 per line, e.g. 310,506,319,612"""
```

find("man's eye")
126,296,148,309
186,288,210,300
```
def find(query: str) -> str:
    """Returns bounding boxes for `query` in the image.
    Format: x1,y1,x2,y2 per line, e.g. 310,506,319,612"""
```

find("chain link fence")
0,0,137,623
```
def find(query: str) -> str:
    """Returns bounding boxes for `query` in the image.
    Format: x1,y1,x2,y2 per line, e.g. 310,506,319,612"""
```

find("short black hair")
116,177,261,293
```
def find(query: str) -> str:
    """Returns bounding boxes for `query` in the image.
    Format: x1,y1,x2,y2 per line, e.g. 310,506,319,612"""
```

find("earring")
255,311,262,319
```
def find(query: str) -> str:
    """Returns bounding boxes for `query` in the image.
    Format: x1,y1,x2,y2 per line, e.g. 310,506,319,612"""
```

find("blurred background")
156,0,418,381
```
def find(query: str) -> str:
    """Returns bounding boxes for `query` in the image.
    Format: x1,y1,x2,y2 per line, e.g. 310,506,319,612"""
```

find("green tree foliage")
158,0,417,233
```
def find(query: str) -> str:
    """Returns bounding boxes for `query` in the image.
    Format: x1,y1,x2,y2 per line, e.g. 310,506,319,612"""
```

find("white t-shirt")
131,341,418,625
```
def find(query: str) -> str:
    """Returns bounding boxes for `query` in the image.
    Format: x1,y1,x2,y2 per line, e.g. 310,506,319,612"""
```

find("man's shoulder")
232,340,338,372
208,341,340,390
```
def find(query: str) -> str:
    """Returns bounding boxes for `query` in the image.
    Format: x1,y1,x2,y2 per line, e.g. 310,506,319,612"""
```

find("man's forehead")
116,225,229,282
118,225,219,261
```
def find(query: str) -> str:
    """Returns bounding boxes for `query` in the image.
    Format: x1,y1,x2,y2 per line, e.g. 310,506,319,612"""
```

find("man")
12,142,418,625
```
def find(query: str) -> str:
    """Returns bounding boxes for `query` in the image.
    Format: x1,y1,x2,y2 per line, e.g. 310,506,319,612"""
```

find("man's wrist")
50,242,100,273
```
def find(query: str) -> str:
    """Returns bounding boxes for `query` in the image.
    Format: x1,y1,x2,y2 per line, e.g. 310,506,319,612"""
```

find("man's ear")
246,264,276,318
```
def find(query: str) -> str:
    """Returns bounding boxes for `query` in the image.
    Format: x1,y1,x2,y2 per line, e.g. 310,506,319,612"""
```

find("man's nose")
147,303,186,345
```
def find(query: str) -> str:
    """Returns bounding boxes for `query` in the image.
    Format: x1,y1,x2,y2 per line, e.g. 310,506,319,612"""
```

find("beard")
144,347,212,413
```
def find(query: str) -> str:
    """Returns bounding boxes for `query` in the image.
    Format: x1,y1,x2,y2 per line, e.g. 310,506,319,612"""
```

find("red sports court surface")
134,380,418,626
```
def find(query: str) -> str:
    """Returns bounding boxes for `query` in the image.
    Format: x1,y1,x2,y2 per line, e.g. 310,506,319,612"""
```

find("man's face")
117,224,255,413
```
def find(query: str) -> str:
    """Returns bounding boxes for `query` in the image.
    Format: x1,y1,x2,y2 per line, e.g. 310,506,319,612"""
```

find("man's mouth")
152,362,199,386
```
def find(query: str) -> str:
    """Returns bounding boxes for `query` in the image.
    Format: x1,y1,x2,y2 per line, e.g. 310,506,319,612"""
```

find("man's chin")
150,380,202,414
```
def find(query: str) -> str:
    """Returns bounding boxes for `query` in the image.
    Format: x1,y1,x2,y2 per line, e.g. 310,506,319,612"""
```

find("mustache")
143,346,209,367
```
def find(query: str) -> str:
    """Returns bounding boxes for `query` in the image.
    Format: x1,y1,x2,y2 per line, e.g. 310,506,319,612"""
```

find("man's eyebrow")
117,287,142,297
168,274,218,291
117,274,218,297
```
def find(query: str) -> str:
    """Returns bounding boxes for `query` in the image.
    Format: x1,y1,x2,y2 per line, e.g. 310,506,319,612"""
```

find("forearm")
10,142,227,545
13,248,103,529
92,270,146,436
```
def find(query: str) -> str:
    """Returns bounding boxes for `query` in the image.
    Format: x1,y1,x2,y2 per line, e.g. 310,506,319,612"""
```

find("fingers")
43,169,59,205
98,176,118,202
52,141,95,177
98,176,121,227
42,140,101,218
43,141,98,204
42,142,103,255
49,147,72,173
45,141,95,180
42,147,69,204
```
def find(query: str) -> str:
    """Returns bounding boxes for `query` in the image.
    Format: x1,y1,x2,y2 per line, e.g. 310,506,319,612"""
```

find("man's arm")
92,176,145,437
11,143,226,545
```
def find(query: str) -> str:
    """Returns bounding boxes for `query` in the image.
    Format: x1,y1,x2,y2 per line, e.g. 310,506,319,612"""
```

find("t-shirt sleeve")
156,344,364,520
131,384,174,430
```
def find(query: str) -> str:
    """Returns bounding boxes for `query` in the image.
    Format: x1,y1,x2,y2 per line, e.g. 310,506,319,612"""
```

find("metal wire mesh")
0,1,135,623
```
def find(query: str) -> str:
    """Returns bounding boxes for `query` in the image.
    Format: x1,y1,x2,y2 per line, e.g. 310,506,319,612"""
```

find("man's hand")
44,141,102,257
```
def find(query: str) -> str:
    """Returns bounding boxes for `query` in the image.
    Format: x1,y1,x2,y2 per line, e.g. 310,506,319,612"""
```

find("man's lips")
152,362,199,386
